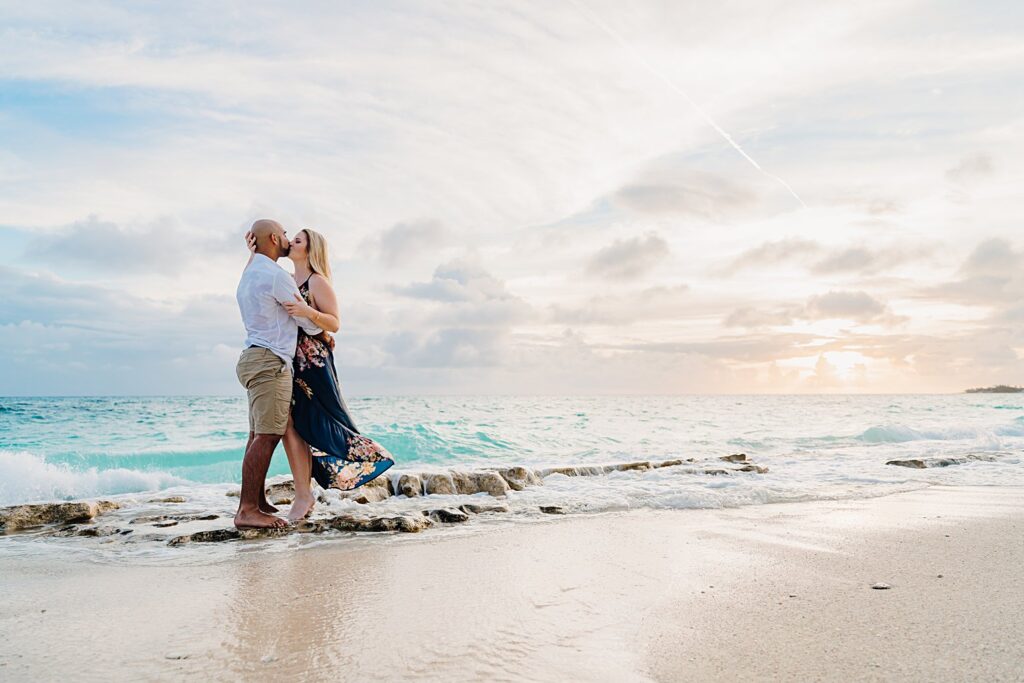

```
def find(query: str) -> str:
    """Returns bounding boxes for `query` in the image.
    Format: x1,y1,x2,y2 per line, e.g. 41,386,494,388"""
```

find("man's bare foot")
259,491,278,514
234,510,288,529
287,494,316,522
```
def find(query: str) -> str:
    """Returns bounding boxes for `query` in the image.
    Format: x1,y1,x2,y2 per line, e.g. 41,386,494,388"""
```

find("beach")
2,484,1021,681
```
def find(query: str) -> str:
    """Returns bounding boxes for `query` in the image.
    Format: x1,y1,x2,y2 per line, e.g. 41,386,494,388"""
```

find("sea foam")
0,450,188,507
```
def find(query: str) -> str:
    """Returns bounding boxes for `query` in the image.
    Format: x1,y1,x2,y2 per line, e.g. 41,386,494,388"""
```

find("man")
234,218,321,529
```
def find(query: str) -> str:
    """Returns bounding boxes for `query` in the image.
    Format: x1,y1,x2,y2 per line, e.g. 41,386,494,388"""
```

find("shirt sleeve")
272,271,322,335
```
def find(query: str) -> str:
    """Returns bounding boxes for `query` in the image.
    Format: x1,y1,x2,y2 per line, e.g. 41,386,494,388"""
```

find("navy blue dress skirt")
291,277,394,491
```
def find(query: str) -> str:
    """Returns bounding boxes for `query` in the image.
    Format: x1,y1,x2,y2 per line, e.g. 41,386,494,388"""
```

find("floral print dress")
291,277,395,491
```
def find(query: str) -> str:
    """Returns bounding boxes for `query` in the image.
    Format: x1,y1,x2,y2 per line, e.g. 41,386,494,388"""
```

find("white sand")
1,485,1022,681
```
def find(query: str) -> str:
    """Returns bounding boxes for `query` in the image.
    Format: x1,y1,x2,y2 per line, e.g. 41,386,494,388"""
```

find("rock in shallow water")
451,471,509,498
168,529,242,546
615,461,652,472
149,496,187,504
719,453,748,463
539,505,566,515
425,508,470,524
48,524,126,538
498,466,542,491
424,473,456,496
351,476,392,504
886,455,995,469
397,473,422,497
328,514,432,533
0,501,121,531
265,480,297,505
460,502,510,514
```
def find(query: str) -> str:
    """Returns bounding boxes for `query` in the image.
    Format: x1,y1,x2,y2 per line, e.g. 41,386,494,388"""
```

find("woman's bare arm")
307,275,340,333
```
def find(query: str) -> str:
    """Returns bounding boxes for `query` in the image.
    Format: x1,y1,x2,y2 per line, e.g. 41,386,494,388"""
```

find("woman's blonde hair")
301,228,332,282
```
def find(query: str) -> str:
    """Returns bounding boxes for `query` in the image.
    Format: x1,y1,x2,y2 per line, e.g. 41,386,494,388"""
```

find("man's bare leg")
282,419,316,521
235,433,288,529
243,430,279,514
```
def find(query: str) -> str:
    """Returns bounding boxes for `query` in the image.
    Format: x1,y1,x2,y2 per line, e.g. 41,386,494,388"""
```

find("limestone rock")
538,465,605,478
539,505,566,514
426,508,471,524
352,481,392,504
149,496,187,503
887,455,995,469
74,525,123,537
327,514,431,533
0,500,120,531
451,471,509,497
131,513,219,525
48,524,123,538
885,459,926,469
719,453,748,463
734,464,769,474
265,480,296,505
460,502,510,514
498,466,542,491
424,473,456,496
168,528,241,546
238,527,293,541
654,459,685,468
614,461,652,472
397,474,422,497
871,582,892,590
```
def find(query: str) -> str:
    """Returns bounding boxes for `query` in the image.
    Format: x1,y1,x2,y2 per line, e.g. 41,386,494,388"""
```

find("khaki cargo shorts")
236,347,292,435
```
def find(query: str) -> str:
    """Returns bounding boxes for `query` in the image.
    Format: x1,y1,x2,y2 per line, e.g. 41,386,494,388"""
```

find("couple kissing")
233,219,394,529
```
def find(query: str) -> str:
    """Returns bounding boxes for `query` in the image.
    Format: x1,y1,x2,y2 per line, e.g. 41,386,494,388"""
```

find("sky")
1,0,1022,395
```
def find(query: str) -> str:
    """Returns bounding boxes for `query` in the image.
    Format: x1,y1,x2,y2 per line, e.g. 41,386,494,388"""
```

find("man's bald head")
251,219,291,260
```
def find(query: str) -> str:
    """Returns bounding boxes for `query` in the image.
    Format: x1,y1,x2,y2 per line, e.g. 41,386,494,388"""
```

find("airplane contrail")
567,0,808,209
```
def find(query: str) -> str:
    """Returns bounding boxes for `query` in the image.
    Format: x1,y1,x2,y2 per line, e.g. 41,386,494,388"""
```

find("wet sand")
1,485,1022,681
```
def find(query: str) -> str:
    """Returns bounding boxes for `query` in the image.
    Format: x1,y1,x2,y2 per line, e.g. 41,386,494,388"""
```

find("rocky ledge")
886,454,997,469
0,500,121,531
4,452,772,545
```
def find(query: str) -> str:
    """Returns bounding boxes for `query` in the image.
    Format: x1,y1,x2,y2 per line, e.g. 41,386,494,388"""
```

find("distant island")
965,385,1024,393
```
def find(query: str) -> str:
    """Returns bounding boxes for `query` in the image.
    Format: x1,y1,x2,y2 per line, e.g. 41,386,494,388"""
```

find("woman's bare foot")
234,510,288,529
287,494,316,522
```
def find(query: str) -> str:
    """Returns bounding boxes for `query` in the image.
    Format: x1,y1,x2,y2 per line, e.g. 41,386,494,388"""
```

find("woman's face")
288,231,308,262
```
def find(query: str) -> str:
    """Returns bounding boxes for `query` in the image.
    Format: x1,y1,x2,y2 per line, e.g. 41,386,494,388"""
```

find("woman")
245,227,395,521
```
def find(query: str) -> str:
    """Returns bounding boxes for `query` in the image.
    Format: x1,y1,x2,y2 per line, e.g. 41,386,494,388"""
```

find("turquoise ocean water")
2,394,1023,508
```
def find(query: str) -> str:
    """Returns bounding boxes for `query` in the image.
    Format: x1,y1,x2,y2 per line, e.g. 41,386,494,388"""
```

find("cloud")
804,290,897,324
383,327,507,368
723,306,798,328
548,285,690,325
723,238,931,276
367,219,449,266
946,153,994,183
960,238,1020,276
27,214,238,276
585,233,669,281
725,291,904,328
394,257,513,304
611,170,760,221
0,265,243,394
923,239,1024,307
724,238,821,273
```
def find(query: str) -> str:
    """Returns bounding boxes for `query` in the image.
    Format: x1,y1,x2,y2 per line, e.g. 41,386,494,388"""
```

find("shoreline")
2,485,1022,681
